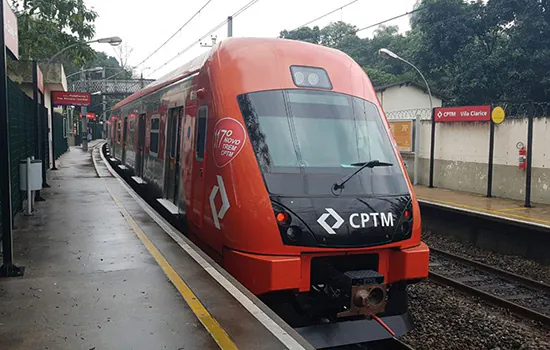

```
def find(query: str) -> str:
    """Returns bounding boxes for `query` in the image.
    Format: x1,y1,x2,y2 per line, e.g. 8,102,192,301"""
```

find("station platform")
414,185,550,232
0,141,313,350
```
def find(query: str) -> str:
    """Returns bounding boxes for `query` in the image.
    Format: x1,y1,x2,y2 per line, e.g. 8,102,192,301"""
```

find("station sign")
389,120,413,152
79,112,97,120
52,91,91,106
3,0,18,59
491,106,506,124
434,105,491,123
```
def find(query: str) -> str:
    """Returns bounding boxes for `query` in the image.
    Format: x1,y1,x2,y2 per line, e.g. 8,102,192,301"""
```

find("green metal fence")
6,79,39,214
90,122,103,140
1,79,67,244
53,112,68,160
42,105,49,167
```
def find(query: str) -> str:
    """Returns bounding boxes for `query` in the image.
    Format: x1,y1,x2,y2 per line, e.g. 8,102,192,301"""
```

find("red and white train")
108,37,429,348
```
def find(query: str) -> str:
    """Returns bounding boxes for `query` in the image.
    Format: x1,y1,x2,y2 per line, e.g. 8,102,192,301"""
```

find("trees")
279,0,550,105
10,0,98,71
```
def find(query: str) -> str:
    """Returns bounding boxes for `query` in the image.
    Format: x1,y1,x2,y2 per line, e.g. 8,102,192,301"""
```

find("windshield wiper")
332,160,393,194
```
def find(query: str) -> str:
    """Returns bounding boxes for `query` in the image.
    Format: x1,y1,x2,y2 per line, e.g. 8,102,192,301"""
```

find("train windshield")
237,89,409,196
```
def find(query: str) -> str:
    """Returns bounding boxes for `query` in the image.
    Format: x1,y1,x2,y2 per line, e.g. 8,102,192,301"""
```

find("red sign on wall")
79,112,96,120
52,91,91,106
434,105,491,123
3,0,18,59
213,118,247,168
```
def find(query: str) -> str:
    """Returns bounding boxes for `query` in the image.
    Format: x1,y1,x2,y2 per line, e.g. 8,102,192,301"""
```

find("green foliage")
280,26,321,44
279,0,550,105
10,0,98,70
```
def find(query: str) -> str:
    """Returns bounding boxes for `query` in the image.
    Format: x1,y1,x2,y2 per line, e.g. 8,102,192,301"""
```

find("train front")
210,38,429,348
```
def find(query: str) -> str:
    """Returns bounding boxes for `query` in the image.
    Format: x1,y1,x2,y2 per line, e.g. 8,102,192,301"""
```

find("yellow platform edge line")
417,196,550,226
494,207,530,212
104,182,238,350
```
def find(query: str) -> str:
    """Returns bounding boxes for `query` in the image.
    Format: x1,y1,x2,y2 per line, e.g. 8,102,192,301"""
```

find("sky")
86,0,418,80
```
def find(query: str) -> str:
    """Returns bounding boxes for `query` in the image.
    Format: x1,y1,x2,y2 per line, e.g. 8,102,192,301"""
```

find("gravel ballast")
402,282,550,350
423,231,550,285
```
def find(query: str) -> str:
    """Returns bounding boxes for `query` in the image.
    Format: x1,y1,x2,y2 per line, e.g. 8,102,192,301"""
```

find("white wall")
415,118,550,168
407,117,550,203
377,85,443,112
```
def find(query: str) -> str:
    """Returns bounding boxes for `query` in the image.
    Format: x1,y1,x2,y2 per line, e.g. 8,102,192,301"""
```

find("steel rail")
430,247,550,293
429,250,550,326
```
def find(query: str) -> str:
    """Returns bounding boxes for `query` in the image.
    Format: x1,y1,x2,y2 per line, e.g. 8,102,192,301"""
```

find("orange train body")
108,37,429,348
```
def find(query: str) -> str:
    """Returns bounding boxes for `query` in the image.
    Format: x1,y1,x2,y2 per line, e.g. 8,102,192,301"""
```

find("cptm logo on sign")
317,208,395,234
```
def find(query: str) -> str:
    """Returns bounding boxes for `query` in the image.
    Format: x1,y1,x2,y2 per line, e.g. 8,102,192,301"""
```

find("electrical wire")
291,0,361,31
356,6,426,33
146,18,229,77
133,0,214,69
146,0,263,78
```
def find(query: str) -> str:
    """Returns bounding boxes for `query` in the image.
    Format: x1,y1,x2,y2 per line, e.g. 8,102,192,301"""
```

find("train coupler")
335,270,387,319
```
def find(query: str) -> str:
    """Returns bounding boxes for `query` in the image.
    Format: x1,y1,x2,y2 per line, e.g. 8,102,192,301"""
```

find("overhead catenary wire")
356,6,426,33
133,0,214,69
291,0,361,31
146,0,262,78
146,19,229,77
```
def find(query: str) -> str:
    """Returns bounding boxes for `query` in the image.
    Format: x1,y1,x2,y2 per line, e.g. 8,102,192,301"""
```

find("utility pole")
228,16,233,37
81,68,89,152
140,72,144,88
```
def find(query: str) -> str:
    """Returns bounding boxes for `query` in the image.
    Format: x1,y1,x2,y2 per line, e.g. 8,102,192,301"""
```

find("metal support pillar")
39,91,50,187
102,68,106,140
50,97,58,170
33,61,45,201
487,118,495,197
428,108,436,188
413,112,420,185
0,0,24,277
81,68,88,152
228,16,233,37
525,112,534,208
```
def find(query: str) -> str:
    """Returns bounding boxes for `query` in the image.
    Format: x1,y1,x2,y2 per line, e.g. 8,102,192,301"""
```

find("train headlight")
396,204,413,238
290,66,332,89
293,71,305,85
286,226,302,241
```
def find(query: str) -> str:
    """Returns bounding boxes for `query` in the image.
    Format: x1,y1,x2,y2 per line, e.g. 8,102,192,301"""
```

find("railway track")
429,247,550,326
331,337,414,350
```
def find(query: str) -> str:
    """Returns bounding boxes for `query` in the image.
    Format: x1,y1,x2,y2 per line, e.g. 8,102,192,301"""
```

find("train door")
122,117,128,162
164,107,183,204
135,113,146,177
190,105,208,227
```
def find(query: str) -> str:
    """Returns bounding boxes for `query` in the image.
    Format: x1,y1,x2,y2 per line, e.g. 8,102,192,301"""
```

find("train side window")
195,106,208,161
150,116,160,156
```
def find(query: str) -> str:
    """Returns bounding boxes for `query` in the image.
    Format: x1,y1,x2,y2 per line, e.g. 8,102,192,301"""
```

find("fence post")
50,99,58,170
524,108,534,208
413,112,420,185
487,107,495,198
0,0,24,277
428,108,436,188
33,61,46,201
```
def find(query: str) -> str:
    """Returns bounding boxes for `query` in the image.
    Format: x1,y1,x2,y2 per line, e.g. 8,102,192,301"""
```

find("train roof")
112,49,212,110
112,37,348,111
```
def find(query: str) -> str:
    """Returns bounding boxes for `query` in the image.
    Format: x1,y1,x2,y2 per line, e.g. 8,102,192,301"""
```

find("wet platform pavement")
0,141,311,350
414,185,550,231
